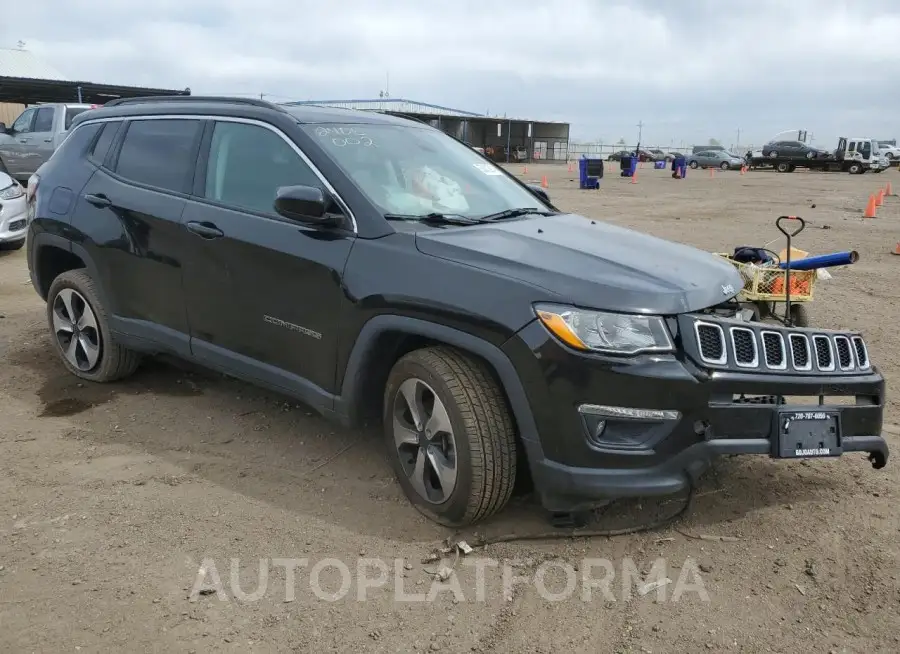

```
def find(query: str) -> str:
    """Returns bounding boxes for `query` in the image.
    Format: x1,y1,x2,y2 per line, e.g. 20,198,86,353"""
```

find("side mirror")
274,185,341,226
0,122,7,133
527,184,550,203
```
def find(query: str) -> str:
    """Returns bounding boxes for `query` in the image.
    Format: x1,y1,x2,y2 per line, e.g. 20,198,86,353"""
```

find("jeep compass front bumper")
504,313,888,513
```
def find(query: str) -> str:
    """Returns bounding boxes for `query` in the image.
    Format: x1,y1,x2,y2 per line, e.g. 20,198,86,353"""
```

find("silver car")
688,150,745,170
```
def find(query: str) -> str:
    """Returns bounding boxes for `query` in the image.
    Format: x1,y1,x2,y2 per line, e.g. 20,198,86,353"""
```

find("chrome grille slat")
834,336,854,371
851,336,869,369
695,321,726,365
729,327,758,367
760,330,787,370
813,335,835,372
788,333,812,371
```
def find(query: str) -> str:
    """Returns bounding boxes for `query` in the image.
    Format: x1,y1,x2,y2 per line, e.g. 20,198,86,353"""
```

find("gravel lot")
1,163,898,653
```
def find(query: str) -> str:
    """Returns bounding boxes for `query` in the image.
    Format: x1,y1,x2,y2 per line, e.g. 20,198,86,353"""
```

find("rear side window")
65,107,90,130
114,119,202,193
89,121,122,165
33,107,55,132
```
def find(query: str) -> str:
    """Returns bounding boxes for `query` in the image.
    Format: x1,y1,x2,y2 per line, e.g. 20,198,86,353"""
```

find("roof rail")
103,95,284,111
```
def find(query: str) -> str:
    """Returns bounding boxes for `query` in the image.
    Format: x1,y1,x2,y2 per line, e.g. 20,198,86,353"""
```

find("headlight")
534,303,674,355
0,182,24,200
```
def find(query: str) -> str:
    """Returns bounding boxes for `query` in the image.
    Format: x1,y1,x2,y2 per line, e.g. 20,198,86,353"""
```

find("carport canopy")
0,76,190,105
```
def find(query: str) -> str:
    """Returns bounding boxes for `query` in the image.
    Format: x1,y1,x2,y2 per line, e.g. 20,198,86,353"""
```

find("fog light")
578,404,681,421
578,404,681,451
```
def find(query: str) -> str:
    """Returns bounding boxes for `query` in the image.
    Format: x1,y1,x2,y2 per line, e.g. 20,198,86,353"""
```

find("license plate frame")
774,410,842,459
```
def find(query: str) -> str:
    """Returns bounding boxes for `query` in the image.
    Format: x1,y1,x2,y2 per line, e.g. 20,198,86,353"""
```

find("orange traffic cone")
522,165,528,175
709,167,715,178
540,175,549,189
885,181,894,196
739,166,745,175
567,162,573,173
630,169,638,184
876,189,885,206
864,194,877,218
893,242,900,255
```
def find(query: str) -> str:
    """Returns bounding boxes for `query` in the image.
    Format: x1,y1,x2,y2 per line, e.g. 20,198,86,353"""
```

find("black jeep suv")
24,97,888,526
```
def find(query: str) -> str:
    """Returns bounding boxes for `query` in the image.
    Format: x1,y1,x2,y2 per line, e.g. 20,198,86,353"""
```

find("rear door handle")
186,221,224,239
83,193,111,208
19,138,30,144
43,138,53,143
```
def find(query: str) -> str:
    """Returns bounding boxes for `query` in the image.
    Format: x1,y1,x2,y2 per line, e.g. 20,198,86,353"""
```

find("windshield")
301,123,552,220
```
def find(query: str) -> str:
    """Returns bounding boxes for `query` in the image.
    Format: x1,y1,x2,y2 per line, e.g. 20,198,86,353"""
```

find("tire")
769,151,778,158
720,161,729,170
789,303,810,328
0,239,25,251
776,162,791,173
689,160,699,169
383,346,517,527
806,151,815,159
848,163,862,174
886,153,895,161
46,269,141,382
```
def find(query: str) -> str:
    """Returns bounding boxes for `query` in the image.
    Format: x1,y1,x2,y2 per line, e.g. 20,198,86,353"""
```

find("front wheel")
848,163,862,174
720,161,730,170
383,347,517,527
689,160,699,169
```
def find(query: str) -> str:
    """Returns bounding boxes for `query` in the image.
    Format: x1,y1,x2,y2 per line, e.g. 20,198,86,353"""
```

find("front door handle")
43,138,53,143
19,138,30,144
186,221,224,239
83,193,111,208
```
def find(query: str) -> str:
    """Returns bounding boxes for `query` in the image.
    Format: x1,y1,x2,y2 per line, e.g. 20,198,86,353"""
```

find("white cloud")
3,0,899,145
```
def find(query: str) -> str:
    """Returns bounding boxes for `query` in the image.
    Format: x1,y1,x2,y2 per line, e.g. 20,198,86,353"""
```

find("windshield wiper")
384,212,484,226
479,207,555,221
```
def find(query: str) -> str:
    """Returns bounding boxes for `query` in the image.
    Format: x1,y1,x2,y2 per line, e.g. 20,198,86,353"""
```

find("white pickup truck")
0,103,96,184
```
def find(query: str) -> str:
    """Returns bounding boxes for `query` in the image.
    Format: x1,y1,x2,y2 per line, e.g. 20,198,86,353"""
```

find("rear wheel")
689,160,699,169
720,161,729,170
776,162,791,173
46,269,141,382
383,346,517,527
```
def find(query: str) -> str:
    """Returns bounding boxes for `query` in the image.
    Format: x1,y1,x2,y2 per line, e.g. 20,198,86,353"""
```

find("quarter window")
204,121,320,215
114,119,201,193
89,121,122,165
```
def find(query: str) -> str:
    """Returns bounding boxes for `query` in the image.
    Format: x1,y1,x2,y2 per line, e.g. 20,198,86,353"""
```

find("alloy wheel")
392,377,458,504
52,288,101,371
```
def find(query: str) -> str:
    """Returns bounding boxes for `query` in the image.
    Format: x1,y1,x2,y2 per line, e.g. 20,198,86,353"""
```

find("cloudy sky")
4,0,900,148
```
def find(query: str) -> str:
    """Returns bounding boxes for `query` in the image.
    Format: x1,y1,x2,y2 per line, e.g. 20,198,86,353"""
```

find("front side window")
300,122,552,220
204,121,321,215
114,119,201,193
11,108,36,134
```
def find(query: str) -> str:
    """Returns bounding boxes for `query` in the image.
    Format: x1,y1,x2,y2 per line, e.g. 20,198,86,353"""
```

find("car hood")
414,213,744,315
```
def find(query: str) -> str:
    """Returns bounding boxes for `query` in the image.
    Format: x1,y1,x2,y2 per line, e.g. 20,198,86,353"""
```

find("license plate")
775,410,841,459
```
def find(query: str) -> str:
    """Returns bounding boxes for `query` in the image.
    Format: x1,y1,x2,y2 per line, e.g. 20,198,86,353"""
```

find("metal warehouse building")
281,98,571,163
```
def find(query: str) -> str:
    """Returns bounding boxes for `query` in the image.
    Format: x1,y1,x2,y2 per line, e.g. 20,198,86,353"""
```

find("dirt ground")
1,163,899,654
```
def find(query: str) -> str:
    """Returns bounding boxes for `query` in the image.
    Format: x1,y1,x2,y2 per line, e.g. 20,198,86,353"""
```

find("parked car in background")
688,150,745,170
760,140,827,160
607,150,630,161
0,170,27,250
0,103,96,184
648,149,679,162
877,142,900,161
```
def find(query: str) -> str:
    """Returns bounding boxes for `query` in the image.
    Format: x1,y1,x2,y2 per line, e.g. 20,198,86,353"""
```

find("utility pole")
736,128,741,151
636,120,643,152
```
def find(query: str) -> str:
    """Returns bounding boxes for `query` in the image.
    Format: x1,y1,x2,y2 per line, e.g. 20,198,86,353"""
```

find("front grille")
761,331,786,369
852,336,869,368
8,219,26,231
813,335,834,371
686,315,870,376
834,336,854,370
789,334,811,370
695,322,726,364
